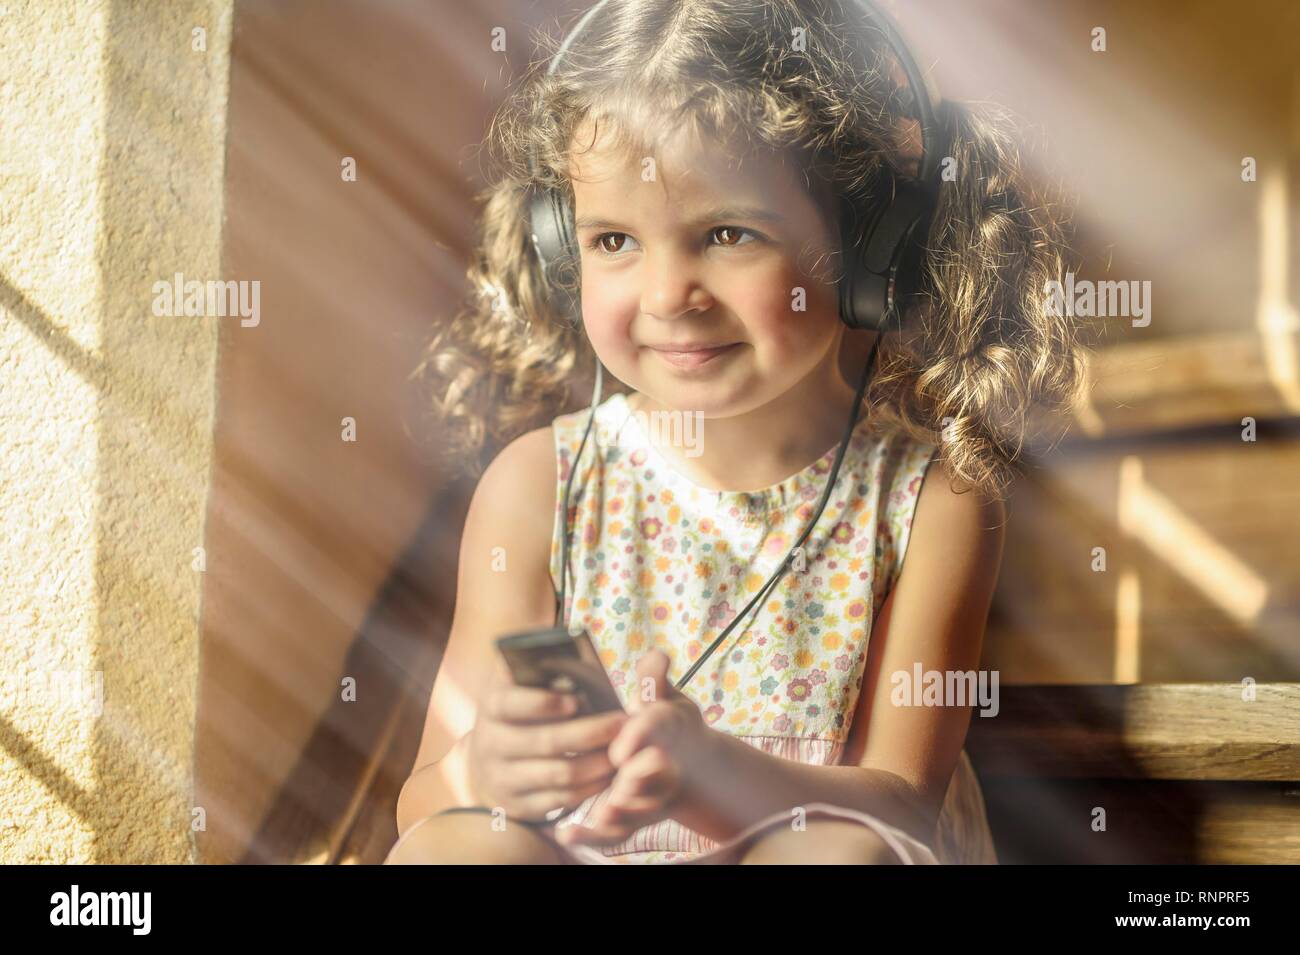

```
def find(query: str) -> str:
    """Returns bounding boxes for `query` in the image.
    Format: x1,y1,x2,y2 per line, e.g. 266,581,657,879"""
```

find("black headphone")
535,0,950,690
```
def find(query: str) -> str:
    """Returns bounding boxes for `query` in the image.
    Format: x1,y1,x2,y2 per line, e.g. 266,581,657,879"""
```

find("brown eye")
596,233,630,254
712,226,754,247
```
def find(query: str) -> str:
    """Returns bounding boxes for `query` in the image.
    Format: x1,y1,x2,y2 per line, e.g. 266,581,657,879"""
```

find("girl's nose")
639,249,714,322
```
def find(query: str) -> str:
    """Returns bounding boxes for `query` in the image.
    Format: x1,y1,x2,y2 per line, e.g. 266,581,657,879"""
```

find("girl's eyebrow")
573,205,786,231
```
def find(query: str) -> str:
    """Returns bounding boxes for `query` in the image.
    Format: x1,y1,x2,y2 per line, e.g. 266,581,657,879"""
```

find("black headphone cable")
675,331,885,691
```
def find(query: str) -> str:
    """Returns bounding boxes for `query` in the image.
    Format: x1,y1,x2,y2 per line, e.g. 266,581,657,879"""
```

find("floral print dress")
546,391,997,865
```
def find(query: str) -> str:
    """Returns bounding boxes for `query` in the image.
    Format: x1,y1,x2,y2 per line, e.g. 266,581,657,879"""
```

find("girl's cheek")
736,281,833,357
584,321,630,365
580,285,638,361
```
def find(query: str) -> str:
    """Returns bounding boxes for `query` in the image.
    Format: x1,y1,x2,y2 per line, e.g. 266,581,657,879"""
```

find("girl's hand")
555,649,715,847
466,655,629,822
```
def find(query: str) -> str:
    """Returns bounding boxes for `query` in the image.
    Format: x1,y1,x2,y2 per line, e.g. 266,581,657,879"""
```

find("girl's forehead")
567,118,808,203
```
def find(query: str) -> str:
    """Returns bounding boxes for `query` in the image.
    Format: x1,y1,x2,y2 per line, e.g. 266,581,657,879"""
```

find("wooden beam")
1032,331,1300,442
966,683,1300,781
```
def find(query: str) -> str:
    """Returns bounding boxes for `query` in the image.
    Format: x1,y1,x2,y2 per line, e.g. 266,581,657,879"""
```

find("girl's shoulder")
550,389,634,440
471,424,559,556
857,413,940,489
454,424,563,631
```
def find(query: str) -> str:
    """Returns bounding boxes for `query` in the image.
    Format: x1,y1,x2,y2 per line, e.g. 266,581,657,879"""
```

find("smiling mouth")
647,343,741,370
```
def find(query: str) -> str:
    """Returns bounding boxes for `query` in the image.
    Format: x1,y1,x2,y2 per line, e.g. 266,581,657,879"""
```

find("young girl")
389,0,1085,865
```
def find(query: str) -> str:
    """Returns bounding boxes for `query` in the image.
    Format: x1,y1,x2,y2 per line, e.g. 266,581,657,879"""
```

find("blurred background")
1,0,1296,864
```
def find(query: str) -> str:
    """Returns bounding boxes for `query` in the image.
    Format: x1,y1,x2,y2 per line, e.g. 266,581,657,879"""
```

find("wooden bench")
964,683,1300,863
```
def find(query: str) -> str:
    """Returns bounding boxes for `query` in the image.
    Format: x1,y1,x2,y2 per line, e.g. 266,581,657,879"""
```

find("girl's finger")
510,748,616,796
607,704,678,765
515,773,613,821
603,792,665,815
483,684,580,724
557,806,640,847
561,783,676,846
608,745,677,801
494,709,628,759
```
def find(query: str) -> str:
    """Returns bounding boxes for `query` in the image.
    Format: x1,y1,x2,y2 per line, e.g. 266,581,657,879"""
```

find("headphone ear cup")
838,195,887,331
890,212,931,316
838,176,935,330
526,185,563,274
527,185,582,324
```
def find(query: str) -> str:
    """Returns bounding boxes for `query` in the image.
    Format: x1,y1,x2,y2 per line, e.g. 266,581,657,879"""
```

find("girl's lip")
648,343,740,370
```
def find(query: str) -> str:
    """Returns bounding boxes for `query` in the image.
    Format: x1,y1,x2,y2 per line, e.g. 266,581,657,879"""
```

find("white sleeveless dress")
547,391,998,865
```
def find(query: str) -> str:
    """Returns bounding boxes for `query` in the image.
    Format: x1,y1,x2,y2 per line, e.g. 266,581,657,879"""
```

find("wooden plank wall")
992,420,1300,684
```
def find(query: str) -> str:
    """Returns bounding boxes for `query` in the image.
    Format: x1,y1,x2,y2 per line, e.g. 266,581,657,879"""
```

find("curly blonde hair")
412,0,1089,499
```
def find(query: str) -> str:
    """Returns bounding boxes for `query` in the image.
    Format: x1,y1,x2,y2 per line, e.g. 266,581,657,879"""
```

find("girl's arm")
395,426,561,837
670,458,1007,848
671,734,936,847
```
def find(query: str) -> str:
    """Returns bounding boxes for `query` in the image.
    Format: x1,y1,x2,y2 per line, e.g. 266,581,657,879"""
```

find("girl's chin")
633,385,749,418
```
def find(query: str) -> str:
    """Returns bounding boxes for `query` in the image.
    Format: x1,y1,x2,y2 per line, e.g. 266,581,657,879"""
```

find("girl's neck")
627,340,863,494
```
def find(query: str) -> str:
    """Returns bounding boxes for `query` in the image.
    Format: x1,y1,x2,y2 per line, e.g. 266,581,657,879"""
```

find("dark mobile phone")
495,626,626,716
